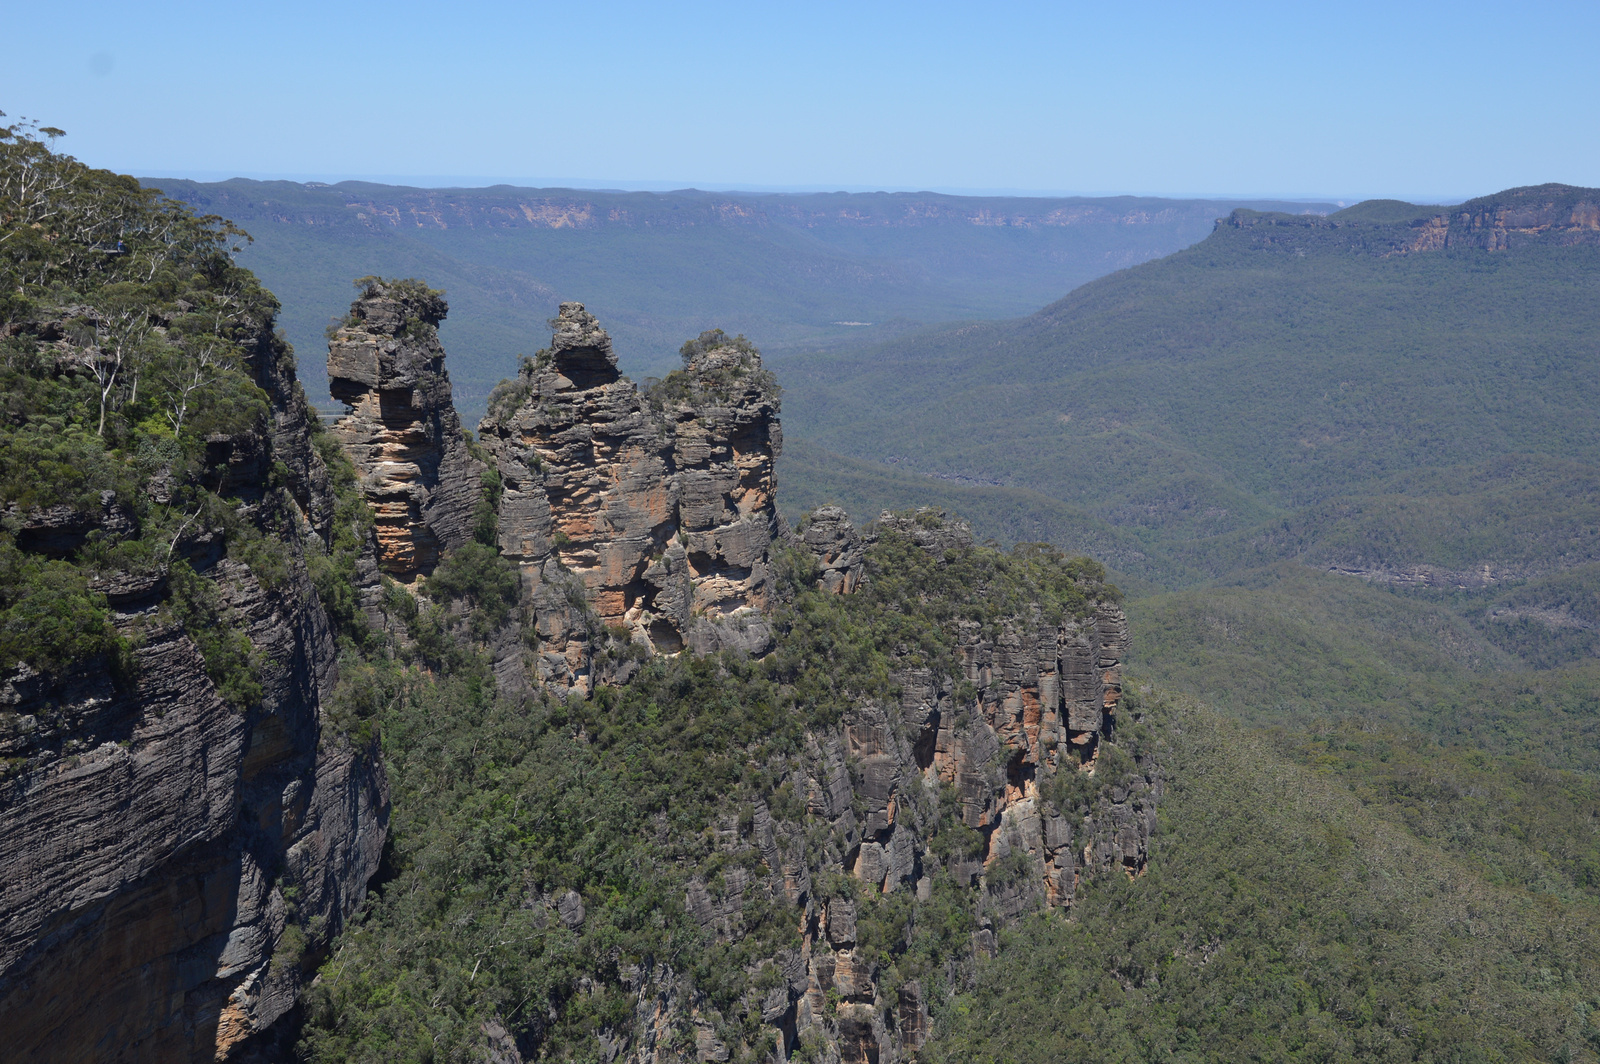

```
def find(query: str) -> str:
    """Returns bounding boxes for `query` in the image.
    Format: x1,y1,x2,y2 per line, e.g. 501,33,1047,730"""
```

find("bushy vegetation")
1,116,323,709
643,328,780,409
0,538,127,675
164,559,261,708
333,275,447,341
305,430,378,653
930,692,1600,1064
297,524,1120,1062
483,356,537,426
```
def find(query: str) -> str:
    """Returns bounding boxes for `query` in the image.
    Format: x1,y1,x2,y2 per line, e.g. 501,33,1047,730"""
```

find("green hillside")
933,690,1600,1064
142,178,1333,418
778,190,1600,547
778,187,1600,869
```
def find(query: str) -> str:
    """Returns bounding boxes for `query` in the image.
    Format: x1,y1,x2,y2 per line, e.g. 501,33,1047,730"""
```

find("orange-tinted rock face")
327,281,485,583
1444,185,1600,249
477,304,783,694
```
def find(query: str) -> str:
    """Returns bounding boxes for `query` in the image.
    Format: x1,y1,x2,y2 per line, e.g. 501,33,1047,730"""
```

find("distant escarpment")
1223,182,1600,255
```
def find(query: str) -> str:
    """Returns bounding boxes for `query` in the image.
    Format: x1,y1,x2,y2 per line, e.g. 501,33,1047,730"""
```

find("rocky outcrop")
823,511,1149,891
798,504,867,594
476,304,783,693
0,316,388,1061
1325,560,1522,590
781,516,1153,1063
613,509,1156,1064
1443,183,1600,250
327,279,485,583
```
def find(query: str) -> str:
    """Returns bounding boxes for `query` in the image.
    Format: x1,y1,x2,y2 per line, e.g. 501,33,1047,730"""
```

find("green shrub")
165,561,261,709
0,421,132,511
484,373,532,426
307,433,376,651
645,329,780,410
421,542,520,632
0,538,128,676
472,468,502,547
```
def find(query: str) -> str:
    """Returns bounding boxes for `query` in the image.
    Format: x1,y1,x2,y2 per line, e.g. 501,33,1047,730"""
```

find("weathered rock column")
327,279,484,583
476,305,786,692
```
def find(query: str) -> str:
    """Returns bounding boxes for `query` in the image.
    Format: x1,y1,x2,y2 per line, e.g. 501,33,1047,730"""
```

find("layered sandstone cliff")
782,511,1150,1063
1225,183,1600,257
0,313,388,1062
474,304,782,693
1442,183,1600,250
327,279,485,584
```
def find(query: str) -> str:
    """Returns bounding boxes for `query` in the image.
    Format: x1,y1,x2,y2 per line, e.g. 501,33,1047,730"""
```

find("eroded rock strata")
327,279,485,583
474,304,783,693
0,311,388,1061
785,511,1150,1063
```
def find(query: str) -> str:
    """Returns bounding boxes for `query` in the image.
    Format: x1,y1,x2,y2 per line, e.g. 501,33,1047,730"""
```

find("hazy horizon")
134,169,1457,207
9,0,1595,204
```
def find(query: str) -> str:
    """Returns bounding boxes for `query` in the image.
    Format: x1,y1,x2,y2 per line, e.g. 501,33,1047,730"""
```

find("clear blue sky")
4,0,1596,202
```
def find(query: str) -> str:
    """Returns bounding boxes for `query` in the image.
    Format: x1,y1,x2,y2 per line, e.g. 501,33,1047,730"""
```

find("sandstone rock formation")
0,312,388,1062
593,509,1154,1064
798,504,866,594
312,288,1149,1064
327,279,485,583
1442,183,1600,250
475,304,783,693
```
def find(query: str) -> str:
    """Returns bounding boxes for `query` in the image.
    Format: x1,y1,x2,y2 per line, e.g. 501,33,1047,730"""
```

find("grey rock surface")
0,311,389,1062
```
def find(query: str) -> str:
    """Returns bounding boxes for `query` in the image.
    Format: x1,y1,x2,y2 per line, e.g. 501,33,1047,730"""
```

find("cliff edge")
0,296,389,1061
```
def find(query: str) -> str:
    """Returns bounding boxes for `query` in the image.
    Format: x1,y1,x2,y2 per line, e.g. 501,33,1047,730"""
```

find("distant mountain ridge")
1212,182,1600,256
777,183,1600,699
151,178,1333,233
782,183,1600,545
145,178,1337,417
